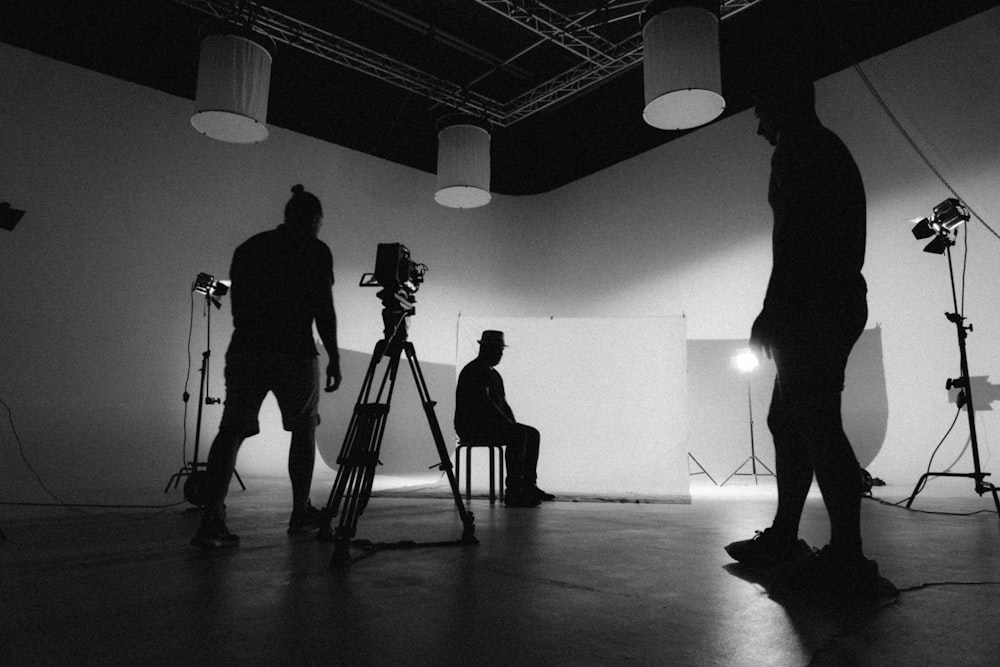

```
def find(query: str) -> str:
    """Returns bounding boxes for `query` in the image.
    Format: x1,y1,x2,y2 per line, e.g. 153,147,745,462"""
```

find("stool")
454,439,505,504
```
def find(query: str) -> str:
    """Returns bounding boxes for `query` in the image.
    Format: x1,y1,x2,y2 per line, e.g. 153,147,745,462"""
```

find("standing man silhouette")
191,184,342,549
724,80,881,596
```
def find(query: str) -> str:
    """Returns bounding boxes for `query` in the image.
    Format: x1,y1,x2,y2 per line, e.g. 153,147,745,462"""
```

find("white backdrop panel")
457,316,689,500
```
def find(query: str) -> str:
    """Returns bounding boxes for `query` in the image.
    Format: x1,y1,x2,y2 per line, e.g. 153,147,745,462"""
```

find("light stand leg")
687,453,717,485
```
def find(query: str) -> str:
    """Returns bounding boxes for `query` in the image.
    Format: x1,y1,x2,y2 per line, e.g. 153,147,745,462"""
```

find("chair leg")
498,447,505,502
465,447,472,503
488,447,496,504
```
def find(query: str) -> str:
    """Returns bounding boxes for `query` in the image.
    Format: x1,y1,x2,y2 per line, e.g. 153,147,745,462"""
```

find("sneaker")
190,512,239,550
724,528,812,567
287,501,324,534
529,486,555,501
504,489,541,507
780,545,892,599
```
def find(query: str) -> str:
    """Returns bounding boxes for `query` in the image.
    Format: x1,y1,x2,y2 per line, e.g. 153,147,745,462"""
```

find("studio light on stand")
641,0,726,131
165,273,245,505
904,198,1000,515
721,349,775,486
910,197,969,254
434,115,492,209
190,20,274,144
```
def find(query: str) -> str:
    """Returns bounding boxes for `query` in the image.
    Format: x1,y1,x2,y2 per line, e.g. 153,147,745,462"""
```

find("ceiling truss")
169,0,765,128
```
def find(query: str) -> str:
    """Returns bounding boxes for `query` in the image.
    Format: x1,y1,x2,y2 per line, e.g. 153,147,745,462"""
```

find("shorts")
218,353,320,438
772,300,867,394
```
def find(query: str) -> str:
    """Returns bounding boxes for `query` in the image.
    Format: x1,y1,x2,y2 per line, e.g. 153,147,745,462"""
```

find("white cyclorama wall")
456,317,688,500
0,41,541,498
1,7,999,503
504,8,1000,497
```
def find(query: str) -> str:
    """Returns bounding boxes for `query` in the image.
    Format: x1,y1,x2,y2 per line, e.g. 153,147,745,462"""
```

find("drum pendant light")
641,0,725,131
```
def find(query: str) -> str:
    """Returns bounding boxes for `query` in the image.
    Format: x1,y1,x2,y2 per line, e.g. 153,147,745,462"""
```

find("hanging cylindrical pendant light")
434,115,491,209
641,0,725,131
191,30,273,143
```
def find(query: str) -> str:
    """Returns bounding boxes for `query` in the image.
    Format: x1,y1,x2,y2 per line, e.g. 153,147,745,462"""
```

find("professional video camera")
360,243,428,346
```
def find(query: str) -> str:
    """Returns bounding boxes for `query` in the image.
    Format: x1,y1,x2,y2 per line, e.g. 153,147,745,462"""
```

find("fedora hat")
477,330,507,347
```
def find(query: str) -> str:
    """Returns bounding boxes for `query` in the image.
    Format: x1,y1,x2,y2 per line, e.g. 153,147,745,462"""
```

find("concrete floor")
1,478,999,666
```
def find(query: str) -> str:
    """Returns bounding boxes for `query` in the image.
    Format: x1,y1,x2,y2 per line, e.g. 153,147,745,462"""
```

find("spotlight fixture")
910,198,969,254
641,0,725,131
191,26,274,144
434,114,492,209
193,272,230,309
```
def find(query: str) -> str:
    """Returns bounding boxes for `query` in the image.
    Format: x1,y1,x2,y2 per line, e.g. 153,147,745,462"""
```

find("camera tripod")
318,311,477,566
906,239,1000,516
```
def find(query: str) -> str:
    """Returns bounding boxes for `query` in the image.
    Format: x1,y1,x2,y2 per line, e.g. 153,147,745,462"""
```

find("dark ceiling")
3,0,998,195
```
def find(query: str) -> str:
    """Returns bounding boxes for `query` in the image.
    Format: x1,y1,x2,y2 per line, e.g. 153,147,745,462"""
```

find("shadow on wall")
687,327,888,480
316,347,459,477
843,326,888,468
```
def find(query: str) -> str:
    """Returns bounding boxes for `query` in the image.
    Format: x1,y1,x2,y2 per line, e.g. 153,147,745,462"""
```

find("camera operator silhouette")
191,184,342,550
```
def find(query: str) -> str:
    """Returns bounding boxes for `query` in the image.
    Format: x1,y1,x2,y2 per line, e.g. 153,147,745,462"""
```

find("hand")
750,312,773,360
325,360,342,392
749,336,772,361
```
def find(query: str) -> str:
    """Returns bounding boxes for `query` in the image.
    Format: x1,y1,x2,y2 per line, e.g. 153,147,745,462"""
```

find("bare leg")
768,380,813,540
288,422,316,509
205,426,246,515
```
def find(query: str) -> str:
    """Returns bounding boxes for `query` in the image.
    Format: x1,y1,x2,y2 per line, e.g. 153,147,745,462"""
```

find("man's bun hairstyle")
284,183,323,227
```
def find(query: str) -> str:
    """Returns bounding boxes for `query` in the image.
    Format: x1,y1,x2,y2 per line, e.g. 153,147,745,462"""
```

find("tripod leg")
319,344,386,541
320,344,398,565
318,404,386,544
404,344,477,543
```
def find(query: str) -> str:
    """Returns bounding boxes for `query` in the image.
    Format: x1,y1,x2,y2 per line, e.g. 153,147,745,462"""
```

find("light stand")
905,199,1000,515
722,350,775,486
164,274,244,505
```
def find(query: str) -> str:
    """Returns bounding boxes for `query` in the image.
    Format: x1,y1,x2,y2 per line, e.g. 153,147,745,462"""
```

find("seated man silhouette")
455,330,553,507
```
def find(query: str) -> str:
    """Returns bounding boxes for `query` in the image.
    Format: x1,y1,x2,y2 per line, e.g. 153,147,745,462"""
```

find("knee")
516,424,540,446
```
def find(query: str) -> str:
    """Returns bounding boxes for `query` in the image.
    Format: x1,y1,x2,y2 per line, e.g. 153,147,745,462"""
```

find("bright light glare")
734,349,759,373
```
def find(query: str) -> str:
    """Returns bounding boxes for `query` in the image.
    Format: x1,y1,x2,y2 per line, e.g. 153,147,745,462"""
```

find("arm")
485,385,515,424
314,247,341,392
316,289,341,392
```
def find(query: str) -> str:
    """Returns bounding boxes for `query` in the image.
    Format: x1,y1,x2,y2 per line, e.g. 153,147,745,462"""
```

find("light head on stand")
193,272,231,309
909,198,969,254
